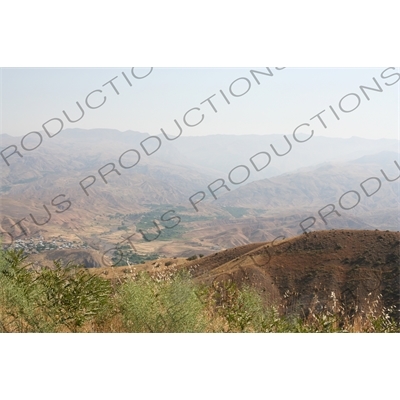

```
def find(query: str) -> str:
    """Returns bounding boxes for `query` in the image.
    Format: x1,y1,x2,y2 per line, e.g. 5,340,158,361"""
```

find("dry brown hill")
183,229,400,322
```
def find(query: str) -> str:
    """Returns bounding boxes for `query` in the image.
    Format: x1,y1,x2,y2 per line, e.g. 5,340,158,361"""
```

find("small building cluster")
9,236,89,254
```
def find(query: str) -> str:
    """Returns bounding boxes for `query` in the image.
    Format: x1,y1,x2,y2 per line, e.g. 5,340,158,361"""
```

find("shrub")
0,249,112,332
211,283,268,332
118,271,206,332
36,260,113,332
0,249,54,332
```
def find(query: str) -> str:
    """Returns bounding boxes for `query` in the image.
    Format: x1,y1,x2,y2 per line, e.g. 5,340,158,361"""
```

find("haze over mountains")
1,128,399,261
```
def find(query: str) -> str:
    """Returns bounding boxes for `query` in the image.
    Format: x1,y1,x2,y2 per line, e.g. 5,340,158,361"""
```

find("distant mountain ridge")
1,129,399,254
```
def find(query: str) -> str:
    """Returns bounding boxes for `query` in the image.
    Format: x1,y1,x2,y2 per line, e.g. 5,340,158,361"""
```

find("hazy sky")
1,67,399,140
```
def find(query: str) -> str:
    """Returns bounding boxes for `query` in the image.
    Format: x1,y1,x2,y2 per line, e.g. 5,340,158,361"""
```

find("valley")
1,129,399,269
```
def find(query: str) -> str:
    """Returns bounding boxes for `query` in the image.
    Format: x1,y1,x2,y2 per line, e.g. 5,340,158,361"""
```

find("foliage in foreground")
119,271,206,332
0,249,112,332
0,248,398,333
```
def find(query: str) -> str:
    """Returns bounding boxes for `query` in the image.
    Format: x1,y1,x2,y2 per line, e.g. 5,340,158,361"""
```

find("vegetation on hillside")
0,248,398,333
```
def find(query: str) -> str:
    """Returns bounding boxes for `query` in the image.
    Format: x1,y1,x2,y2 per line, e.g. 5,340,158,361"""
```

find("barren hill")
184,229,400,322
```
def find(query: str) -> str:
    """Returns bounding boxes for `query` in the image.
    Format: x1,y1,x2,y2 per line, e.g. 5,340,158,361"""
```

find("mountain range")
1,128,399,259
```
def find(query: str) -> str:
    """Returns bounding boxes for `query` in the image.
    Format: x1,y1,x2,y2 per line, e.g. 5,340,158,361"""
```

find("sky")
1,67,399,140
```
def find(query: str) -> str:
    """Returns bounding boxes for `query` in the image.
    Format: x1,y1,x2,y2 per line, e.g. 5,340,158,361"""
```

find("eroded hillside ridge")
182,230,400,322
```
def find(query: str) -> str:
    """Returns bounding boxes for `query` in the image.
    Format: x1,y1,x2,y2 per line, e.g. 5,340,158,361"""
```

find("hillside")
182,229,400,322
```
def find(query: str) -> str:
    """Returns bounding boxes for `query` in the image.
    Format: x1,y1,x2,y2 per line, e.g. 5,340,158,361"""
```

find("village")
9,236,89,255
